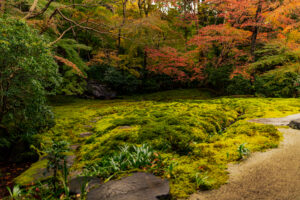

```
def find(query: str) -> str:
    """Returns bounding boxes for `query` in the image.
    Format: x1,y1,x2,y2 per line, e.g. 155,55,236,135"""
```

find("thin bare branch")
26,0,55,19
23,0,39,19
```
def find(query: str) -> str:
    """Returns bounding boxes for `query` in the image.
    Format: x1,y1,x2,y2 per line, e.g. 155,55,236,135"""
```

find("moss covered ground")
29,89,300,198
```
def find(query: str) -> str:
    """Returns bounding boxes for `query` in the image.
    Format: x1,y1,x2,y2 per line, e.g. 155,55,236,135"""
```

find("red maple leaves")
146,47,204,81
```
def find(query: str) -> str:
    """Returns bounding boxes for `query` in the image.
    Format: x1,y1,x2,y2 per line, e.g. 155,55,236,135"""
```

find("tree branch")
26,0,54,19
49,25,76,46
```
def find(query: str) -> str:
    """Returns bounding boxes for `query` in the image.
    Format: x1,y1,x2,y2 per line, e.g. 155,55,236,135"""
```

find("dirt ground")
190,114,300,200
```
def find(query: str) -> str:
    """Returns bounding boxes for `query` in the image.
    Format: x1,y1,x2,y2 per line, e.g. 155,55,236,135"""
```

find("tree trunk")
0,0,5,13
118,0,127,54
144,0,150,17
250,0,262,61
144,50,147,69
138,0,143,17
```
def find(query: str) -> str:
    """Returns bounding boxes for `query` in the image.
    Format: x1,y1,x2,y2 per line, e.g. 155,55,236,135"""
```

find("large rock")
87,81,116,100
87,172,170,200
289,119,300,129
69,176,101,195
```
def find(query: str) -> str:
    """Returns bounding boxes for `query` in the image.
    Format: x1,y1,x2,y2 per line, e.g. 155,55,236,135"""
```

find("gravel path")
190,114,300,200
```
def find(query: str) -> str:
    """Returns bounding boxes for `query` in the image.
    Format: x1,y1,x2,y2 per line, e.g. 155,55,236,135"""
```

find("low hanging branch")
49,22,86,46
49,26,74,46
46,8,132,44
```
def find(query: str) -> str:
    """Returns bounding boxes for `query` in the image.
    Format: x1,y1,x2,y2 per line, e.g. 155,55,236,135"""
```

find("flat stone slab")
118,126,133,130
79,132,93,137
83,125,94,129
288,119,300,129
248,113,300,126
87,172,170,200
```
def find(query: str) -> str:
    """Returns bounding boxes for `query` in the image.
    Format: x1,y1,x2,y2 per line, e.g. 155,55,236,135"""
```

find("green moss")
42,90,300,198
14,159,48,186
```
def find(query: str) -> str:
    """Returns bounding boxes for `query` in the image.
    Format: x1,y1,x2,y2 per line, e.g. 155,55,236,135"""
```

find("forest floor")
0,162,32,197
191,114,300,200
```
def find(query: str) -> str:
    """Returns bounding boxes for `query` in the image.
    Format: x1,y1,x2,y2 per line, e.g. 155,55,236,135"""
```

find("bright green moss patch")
35,92,300,198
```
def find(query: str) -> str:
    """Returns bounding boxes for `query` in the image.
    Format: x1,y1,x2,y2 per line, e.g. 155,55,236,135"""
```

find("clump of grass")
7,185,22,200
195,172,211,190
83,144,164,179
237,143,250,160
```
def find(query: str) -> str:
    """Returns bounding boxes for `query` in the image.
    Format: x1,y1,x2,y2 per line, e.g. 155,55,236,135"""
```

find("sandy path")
190,115,300,200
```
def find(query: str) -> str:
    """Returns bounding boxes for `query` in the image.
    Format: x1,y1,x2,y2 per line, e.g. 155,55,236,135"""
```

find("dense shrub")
204,64,233,92
0,18,60,160
88,65,141,94
227,75,254,95
254,71,299,97
87,65,185,94
250,51,299,74
103,67,142,94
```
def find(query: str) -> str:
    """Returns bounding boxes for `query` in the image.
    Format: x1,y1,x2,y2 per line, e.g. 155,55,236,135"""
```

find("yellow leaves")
0,40,9,45
128,68,141,77
88,50,121,68
288,29,300,42
265,0,300,29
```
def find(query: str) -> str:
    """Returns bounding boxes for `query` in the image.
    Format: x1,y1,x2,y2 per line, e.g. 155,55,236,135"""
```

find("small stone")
83,125,93,128
87,172,170,200
79,132,93,138
289,119,300,129
70,144,80,150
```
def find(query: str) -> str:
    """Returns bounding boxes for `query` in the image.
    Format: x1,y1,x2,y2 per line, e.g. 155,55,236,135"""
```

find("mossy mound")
28,91,300,198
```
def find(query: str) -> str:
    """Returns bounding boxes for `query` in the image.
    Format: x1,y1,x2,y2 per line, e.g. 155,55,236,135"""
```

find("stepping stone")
288,119,300,129
66,155,76,167
118,126,133,130
79,132,93,138
69,176,101,195
83,125,93,129
90,117,102,123
71,144,80,150
87,172,170,200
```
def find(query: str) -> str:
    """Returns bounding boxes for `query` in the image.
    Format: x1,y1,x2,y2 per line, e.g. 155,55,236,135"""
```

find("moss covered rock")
14,159,50,186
